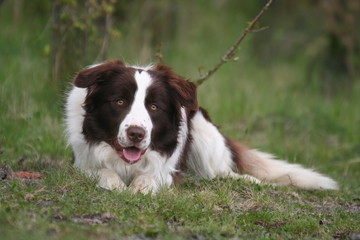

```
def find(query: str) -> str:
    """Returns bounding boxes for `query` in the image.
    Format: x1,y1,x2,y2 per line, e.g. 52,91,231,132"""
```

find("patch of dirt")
333,228,355,240
350,233,360,240
37,200,55,206
314,201,360,214
16,154,67,171
51,213,65,222
70,212,115,225
119,234,156,240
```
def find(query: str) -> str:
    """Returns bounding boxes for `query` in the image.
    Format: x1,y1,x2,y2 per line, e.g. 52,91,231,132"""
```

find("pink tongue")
123,147,142,162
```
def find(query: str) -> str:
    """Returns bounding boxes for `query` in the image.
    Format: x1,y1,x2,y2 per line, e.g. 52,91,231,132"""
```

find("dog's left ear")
152,64,198,111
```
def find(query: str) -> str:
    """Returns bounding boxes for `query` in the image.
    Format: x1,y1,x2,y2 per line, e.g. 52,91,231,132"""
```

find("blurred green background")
0,0,359,187
1,1,360,239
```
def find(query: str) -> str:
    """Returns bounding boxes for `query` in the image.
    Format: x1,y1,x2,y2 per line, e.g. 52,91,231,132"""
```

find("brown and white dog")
65,60,338,193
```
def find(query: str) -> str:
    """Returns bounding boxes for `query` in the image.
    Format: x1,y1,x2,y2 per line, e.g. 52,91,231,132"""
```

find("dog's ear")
153,64,198,111
74,60,125,88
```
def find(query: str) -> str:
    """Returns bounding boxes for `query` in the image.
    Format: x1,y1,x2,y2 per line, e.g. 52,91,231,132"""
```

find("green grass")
1,172,359,239
1,1,359,239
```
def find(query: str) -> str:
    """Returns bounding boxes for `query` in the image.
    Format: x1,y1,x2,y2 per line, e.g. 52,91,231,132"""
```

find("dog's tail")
233,142,338,190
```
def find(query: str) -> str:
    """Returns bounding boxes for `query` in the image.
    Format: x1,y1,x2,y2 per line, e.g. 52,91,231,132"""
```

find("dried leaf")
14,171,42,179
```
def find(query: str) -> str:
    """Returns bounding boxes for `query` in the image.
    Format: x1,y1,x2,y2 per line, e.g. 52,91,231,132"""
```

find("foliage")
51,0,117,89
249,0,360,91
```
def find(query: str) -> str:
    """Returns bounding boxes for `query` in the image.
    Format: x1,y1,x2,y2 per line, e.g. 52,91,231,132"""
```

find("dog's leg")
130,174,158,194
83,142,130,191
97,168,126,191
129,159,175,194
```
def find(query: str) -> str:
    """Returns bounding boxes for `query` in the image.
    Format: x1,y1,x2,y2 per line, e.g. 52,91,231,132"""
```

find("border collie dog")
65,60,338,193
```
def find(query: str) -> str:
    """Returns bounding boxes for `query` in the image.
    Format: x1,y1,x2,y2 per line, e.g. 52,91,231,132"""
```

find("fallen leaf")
14,171,42,179
37,200,55,206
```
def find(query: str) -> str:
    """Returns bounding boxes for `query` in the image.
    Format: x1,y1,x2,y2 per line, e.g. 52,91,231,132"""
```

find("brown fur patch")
74,60,125,88
228,141,250,174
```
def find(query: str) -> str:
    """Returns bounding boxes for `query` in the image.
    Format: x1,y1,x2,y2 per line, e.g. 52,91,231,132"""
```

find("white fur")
240,150,339,190
118,71,153,150
188,111,239,178
87,63,103,69
130,175,158,194
97,168,126,190
126,64,153,71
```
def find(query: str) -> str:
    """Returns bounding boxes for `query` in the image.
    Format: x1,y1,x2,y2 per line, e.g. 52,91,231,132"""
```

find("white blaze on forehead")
118,70,153,149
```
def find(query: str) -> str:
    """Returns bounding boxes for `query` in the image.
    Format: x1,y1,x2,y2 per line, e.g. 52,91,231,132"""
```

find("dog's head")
74,60,198,164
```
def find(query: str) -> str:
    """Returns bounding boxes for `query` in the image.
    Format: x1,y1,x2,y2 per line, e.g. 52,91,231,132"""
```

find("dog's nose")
126,126,145,143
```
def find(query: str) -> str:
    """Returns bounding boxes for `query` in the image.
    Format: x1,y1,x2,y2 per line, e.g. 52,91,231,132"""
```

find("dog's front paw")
130,175,158,194
97,168,126,191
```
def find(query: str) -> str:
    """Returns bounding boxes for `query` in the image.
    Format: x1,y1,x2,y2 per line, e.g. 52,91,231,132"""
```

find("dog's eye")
116,99,125,106
150,104,158,111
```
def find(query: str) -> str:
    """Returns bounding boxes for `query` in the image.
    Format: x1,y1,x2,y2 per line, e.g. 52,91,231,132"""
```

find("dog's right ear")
74,60,125,88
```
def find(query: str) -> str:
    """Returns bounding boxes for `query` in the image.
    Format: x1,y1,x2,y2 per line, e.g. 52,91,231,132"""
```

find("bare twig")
96,12,112,62
155,42,164,63
195,0,275,86
251,26,270,33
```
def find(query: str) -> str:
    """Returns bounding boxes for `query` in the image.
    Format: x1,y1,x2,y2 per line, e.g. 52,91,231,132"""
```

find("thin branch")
155,42,164,63
251,26,270,33
195,0,275,86
96,12,112,62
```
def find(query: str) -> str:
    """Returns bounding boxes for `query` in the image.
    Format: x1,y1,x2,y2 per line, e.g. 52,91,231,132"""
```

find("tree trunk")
320,0,360,78
13,0,24,25
50,0,116,90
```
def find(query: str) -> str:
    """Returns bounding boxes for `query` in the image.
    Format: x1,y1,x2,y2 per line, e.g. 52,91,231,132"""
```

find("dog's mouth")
113,139,146,164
